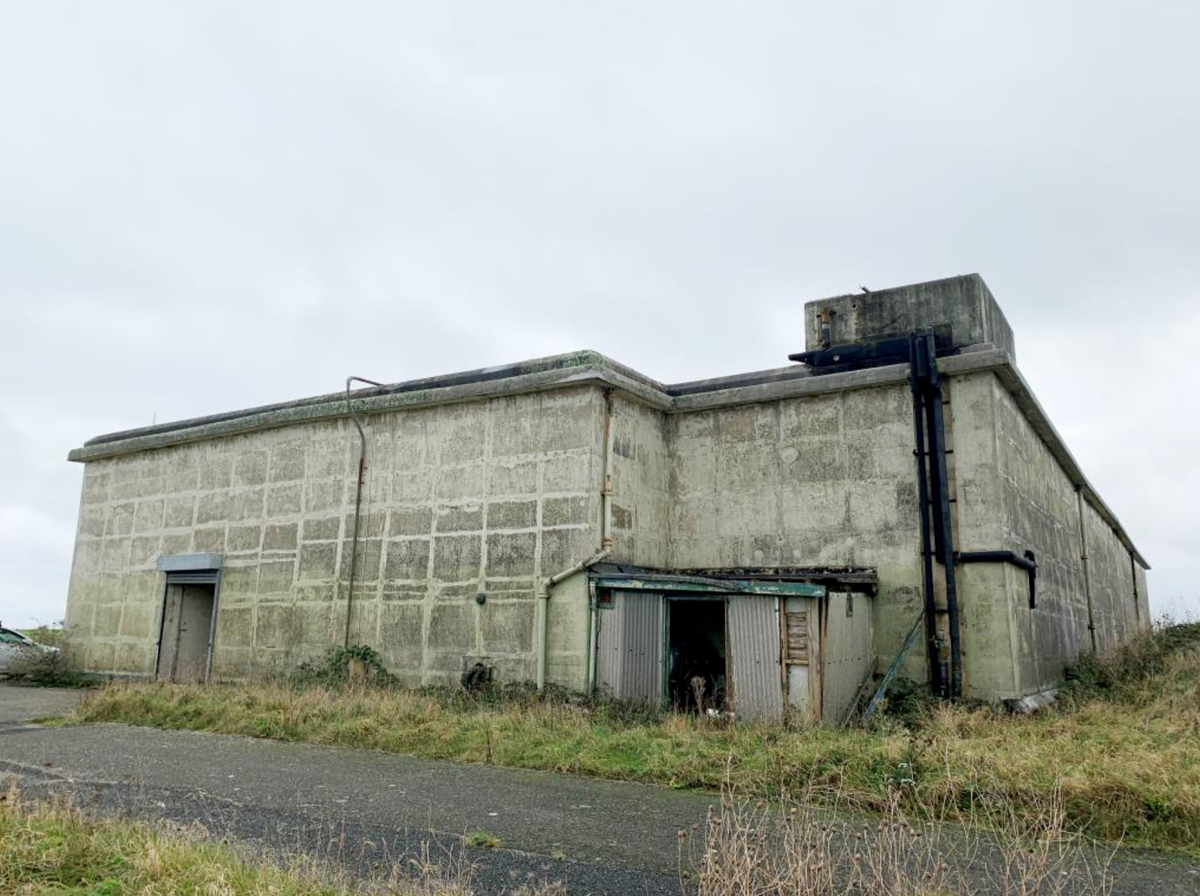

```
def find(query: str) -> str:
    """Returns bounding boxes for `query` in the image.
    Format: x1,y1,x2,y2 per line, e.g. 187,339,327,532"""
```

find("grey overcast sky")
1,2,1197,628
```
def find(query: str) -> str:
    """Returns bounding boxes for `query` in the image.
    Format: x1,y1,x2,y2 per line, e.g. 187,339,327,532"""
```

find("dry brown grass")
685,783,1114,896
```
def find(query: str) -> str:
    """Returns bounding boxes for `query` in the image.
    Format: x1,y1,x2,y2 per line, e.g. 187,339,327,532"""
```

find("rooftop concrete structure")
61,274,1149,712
803,274,1016,359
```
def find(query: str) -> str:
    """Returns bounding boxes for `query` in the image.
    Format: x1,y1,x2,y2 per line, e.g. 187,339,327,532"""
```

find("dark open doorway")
667,598,727,712
156,581,216,683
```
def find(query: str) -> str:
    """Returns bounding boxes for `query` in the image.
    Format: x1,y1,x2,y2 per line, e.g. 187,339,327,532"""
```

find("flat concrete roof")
68,346,1147,568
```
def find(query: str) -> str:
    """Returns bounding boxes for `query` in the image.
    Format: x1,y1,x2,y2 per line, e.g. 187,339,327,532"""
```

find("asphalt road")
0,682,88,727
0,684,1197,895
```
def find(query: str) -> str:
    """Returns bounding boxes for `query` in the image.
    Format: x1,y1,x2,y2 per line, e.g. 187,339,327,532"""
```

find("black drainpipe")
1130,551,1141,625
344,376,384,648
1075,486,1098,653
909,330,963,699
908,337,943,697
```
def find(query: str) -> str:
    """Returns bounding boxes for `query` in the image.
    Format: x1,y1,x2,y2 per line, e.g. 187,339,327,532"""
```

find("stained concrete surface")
1,703,1198,895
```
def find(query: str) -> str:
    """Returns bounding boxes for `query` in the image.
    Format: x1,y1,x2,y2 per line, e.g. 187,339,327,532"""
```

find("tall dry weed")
683,782,1113,896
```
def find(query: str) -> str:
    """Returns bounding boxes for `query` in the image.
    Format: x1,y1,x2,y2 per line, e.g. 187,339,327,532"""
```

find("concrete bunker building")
62,275,1149,720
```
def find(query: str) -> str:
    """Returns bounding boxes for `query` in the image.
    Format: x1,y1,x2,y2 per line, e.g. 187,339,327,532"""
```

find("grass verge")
0,787,495,895
70,623,1200,854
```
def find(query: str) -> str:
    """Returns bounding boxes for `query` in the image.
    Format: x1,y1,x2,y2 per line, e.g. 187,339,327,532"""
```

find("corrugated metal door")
728,597,784,720
822,593,874,724
595,590,664,705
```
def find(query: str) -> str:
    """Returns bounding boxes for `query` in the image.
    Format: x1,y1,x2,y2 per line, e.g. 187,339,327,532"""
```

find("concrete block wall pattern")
66,387,605,688
62,275,1150,702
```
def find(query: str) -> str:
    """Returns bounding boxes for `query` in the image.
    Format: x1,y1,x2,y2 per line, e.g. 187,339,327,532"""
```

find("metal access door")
595,590,664,705
155,570,220,684
727,597,785,720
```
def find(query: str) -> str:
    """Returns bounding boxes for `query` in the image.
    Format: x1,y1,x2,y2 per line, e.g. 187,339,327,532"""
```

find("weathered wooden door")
783,596,819,723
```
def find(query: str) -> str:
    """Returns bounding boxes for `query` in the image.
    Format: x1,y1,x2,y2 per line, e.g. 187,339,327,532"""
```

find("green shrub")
1061,619,1200,705
290,644,395,687
17,623,64,649
4,648,94,688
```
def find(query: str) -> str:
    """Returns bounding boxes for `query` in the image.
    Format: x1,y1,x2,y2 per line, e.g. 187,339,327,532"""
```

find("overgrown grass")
689,784,1117,895
0,787,502,896
0,783,1119,896
70,623,1200,854
3,647,95,688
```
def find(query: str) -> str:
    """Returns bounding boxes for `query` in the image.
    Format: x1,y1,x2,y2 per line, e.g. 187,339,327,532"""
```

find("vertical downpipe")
537,391,615,690
923,349,963,700
908,336,942,696
1076,487,1098,653
1130,552,1142,627
586,578,600,693
911,331,962,699
343,376,384,648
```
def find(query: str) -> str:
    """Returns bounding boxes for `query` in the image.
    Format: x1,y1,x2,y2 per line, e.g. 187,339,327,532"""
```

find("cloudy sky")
2,2,1197,628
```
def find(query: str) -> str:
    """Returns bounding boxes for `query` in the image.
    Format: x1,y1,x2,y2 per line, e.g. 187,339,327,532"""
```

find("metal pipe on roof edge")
536,390,616,691
343,376,384,649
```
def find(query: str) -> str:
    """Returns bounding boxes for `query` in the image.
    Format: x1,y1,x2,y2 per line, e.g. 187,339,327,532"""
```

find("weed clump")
1060,619,1200,705
3,648,95,688
291,645,396,687
290,646,668,728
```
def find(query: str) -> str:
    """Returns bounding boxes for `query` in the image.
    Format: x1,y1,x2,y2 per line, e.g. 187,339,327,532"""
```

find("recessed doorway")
156,581,216,683
667,598,727,712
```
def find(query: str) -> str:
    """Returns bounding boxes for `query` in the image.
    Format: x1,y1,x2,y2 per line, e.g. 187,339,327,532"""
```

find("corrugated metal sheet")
595,590,664,705
822,593,874,724
728,597,784,720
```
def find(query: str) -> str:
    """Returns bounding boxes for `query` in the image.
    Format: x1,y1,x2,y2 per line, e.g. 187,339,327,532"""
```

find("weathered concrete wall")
661,367,1150,704
950,371,1149,699
804,274,1016,360
608,394,671,568
947,372,1016,699
1079,484,1149,650
62,346,1148,703
666,384,927,680
63,387,606,688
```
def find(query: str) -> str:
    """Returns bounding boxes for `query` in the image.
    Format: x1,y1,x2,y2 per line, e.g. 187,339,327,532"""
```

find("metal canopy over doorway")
592,570,826,598
154,553,222,684
590,566,836,720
